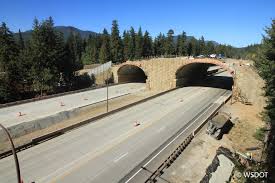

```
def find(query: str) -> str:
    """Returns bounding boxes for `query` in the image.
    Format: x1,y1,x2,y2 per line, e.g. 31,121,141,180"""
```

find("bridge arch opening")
175,62,233,90
117,65,147,83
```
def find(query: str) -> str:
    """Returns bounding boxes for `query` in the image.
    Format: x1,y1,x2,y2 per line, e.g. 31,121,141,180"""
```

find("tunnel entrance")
117,65,147,83
175,63,233,90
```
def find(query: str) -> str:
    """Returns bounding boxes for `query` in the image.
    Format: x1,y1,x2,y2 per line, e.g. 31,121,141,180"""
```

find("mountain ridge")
14,26,98,40
15,25,225,47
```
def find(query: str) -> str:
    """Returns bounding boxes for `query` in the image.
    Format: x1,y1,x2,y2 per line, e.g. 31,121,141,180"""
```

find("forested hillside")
0,17,257,103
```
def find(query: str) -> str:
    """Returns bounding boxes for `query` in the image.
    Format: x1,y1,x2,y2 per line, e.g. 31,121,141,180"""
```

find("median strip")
0,88,177,159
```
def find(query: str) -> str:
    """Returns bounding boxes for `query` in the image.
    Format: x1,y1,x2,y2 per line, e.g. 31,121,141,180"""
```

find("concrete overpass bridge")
112,58,234,91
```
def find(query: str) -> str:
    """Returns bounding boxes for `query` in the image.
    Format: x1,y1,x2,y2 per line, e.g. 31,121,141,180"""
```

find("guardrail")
144,134,194,182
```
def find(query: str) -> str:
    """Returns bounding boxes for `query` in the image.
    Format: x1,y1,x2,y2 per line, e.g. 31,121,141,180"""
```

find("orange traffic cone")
60,102,65,106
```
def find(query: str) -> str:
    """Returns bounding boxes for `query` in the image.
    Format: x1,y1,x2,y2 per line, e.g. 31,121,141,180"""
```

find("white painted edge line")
114,152,129,163
124,91,230,183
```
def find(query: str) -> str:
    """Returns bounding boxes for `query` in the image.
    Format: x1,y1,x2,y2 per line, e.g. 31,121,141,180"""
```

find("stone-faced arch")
175,62,210,87
117,64,148,83
175,59,234,88
186,59,235,75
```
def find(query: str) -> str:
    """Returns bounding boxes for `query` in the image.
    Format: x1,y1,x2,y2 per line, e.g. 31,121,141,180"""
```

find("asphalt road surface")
0,83,145,128
0,75,232,183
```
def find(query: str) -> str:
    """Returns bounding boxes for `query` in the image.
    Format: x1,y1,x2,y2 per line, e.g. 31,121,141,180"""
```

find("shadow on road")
188,75,233,90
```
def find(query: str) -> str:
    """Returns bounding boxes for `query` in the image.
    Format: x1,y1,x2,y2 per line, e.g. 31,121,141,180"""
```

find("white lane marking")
37,151,95,182
38,88,206,182
156,127,166,133
124,91,230,183
114,152,129,163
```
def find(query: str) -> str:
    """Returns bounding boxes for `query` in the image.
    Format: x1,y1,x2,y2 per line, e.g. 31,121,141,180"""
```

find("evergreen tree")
255,20,275,123
60,44,74,87
187,38,194,56
159,33,166,56
54,31,75,88
18,29,25,50
198,36,205,55
187,37,199,56
194,39,200,56
110,20,123,63
176,35,182,56
177,31,187,56
214,44,234,58
142,31,153,58
0,22,21,102
165,29,175,56
129,27,136,60
254,20,275,165
205,41,215,55
123,30,130,60
81,42,97,64
28,17,65,95
99,28,110,64
135,27,143,59
153,35,161,56
0,74,10,103
67,32,83,70
0,23,19,72
153,33,166,57
82,39,87,52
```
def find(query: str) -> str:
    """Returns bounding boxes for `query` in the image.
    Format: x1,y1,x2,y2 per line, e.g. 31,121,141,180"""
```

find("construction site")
0,57,271,183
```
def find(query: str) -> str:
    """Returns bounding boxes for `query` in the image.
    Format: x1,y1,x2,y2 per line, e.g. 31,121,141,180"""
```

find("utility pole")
0,123,22,183
103,62,109,113
107,71,109,112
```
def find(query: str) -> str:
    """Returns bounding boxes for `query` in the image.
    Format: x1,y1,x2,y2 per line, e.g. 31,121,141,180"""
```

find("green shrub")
253,127,266,141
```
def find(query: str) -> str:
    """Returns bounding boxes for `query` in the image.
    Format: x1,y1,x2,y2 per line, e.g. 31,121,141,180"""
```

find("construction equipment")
206,112,231,139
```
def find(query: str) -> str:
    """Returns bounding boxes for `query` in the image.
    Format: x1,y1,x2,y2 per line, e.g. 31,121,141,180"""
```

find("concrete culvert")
117,65,147,83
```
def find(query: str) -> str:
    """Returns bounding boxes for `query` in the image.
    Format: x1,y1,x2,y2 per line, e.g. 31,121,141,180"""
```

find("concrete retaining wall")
0,94,128,143
0,105,86,143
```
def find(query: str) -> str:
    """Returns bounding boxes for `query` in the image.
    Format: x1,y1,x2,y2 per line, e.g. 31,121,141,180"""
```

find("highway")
0,75,232,183
0,83,145,128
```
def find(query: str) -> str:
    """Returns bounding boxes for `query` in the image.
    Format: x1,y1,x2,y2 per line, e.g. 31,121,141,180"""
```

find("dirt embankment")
226,59,265,108
225,59,267,159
